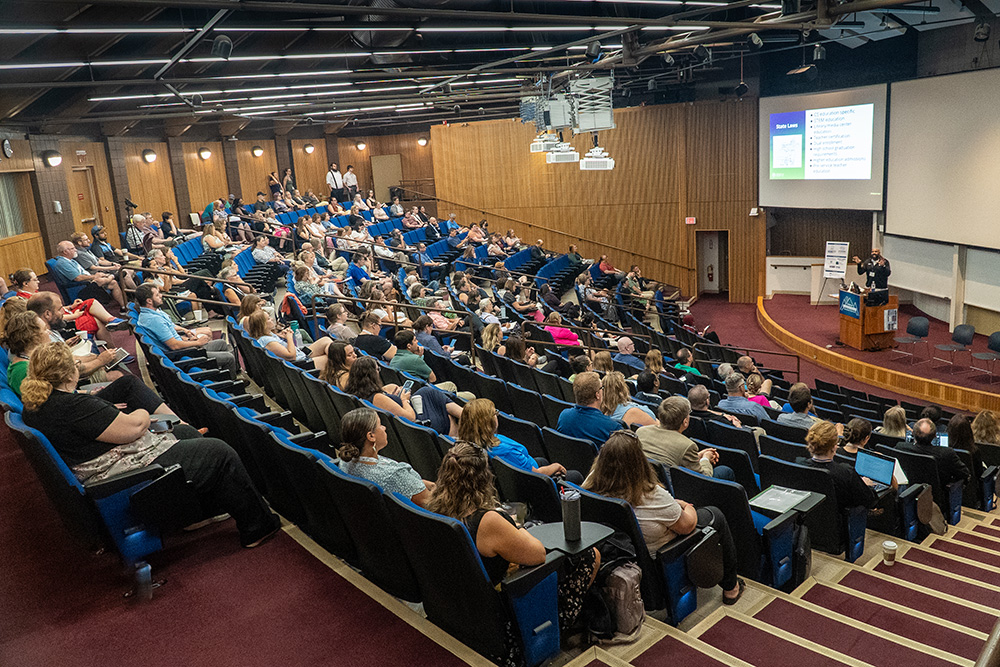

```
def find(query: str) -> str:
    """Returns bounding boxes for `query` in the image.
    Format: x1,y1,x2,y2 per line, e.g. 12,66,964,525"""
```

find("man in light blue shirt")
412,242,446,281
716,372,769,422
556,372,624,447
134,283,237,377
53,241,126,307
612,337,645,373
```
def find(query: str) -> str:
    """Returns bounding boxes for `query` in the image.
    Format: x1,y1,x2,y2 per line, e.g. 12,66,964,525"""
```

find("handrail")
692,341,801,382
975,616,1000,667
396,186,696,275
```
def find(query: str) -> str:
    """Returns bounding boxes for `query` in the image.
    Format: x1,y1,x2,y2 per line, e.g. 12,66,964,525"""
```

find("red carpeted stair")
953,530,1000,553
631,634,732,667
930,539,1000,568
837,569,997,633
902,548,1000,587
871,561,1000,610
799,582,983,662
972,524,1000,540
696,614,850,667
753,597,956,667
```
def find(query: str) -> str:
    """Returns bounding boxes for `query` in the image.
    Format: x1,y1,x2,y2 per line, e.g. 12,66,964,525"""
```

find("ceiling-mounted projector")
580,145,614,171
546,142,579,163
530,133,560,153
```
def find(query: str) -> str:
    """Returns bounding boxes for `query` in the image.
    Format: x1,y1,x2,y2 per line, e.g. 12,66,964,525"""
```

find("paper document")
750,486,812,514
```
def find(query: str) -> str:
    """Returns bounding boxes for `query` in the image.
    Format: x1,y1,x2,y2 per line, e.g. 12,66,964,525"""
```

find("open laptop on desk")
855,449,906,492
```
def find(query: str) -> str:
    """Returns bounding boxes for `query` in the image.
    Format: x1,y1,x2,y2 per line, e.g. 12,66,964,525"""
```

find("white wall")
766,256,816,296
697,231,720,295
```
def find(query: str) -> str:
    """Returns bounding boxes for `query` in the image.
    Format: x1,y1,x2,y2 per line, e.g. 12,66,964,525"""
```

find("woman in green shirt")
5,310,48,395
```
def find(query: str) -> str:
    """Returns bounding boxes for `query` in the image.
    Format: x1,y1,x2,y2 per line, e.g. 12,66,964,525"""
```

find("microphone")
124,198,138,208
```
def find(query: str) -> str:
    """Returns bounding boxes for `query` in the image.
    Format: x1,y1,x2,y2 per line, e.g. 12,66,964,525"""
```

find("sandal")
722,578,746,606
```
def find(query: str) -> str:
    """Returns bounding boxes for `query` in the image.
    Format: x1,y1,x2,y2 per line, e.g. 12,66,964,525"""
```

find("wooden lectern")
839,290,898,351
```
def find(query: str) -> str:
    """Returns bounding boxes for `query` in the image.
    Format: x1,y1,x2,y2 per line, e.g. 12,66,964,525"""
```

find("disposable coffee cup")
410,394,423,416
561,489,581,542
882,540,897,566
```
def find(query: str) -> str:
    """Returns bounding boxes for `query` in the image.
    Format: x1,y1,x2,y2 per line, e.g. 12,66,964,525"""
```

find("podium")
839,290,898,351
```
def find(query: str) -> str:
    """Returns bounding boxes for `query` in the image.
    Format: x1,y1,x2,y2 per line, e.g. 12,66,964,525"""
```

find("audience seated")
52,240,126,308
593,350,614,374
543,312,580,347
5,311,48,395
21,341,280,548
896,418,971,486
567,355,593,383
502,335,538,369
337,407,434,507
318,340,356,390
557,371,623,446
245,310,332,371
736,356,771,395
839,418,873,460
948,415,984,479
460,398,582,484
426,441,598,635
27,292,124,380
601,371,656,427
973,410,1000,446
14,268,125,344
582,431,743,604
777,384,819,429
798,421,880,512
717,373,769,421
634,371,661,405
134,284,237,378
388,330,436,382
325,303,356,342
612,337,644,373
345,356,460,435
876,405,910,439
687,385,743,427
636,396,735,481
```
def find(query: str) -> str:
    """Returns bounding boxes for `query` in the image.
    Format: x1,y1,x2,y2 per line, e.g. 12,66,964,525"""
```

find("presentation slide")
886,68,1000,250
759,85,887,210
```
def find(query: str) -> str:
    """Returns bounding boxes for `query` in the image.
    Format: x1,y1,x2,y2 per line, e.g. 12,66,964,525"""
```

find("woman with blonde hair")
593,350,614,374
21,341,280,547
427,441,598,643
544,311,580,347
336,407,433,506
200,222,231,253
601,371,656,427
876,406,910,439
0,297,27,346
800,421,879,511
644,349,664,375
480,322,503,354
745,374,775,409
584,430,744,603
972,410,1000,446
245,310,333,370
459,398,581,482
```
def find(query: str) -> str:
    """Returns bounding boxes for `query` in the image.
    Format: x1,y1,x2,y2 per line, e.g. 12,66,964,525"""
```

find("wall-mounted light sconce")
198,147,212,160
251,145,264,157
355,142,366,150
417,137,428,147
303,143,315,154
142,149,157,163
43,150,63,167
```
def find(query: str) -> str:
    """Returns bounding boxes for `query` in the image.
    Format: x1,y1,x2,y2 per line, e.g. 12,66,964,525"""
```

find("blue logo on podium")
840,291,861,319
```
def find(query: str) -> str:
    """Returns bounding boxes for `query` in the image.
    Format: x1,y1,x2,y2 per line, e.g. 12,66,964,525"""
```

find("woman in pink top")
543,312,580,347
745,374,773,408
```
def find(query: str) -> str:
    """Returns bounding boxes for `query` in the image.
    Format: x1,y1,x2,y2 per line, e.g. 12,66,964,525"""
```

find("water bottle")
561,488,582,542
290,321,303,348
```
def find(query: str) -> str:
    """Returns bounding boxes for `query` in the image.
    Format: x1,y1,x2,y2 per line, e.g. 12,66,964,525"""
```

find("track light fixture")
747,33,764,50
812,43,827,61
647,78,657,92
198,146,211,160
251,145,264,157
303,143,315,154
734,81,749,98
661,53,675,66
142,149,157,163
692,45,710,62
974,20,991,42
585,40,602,60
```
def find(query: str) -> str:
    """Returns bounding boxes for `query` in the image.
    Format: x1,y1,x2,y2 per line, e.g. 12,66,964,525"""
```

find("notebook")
855,449,907,491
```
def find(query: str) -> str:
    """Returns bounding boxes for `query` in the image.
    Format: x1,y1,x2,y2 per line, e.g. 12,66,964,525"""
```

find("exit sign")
685,217,696,225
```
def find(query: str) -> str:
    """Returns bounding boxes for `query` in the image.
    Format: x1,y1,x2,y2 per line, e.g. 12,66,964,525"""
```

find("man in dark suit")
896,418,970,486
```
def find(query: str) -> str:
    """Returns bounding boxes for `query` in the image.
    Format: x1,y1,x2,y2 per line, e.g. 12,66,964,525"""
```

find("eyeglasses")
610,429,640,441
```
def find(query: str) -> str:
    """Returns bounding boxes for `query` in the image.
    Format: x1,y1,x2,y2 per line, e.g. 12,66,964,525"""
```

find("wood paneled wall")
123,141,178,223
182,141,228,213
0,234,47,276
336,132,434,196
432,101,765,302
768,207,873,259
0,139,34,172
59,140,118,239
290,138,328,198
235,140,277,201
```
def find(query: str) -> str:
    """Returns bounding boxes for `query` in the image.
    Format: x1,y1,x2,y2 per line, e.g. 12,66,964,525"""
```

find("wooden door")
371,153,402,204
69,168,98,235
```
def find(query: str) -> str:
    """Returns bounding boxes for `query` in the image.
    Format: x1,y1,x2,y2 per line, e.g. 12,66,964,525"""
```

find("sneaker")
183,513,231,532
106,317,129,331
242,517,282,548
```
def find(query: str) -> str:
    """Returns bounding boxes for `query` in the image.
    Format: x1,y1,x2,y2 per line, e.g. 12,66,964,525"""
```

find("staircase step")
903,547,1000,587
930,538,1000,569
953,529,1000,554
837,569,997,634
871,560,1000,610
630,632,739,667
973,524,1000,540
799,582,983,662
697,613,855,667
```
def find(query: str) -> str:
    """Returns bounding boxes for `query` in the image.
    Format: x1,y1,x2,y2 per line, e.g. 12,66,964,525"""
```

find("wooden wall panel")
0,139,34,173
0,233,47,276
432,101,766,302
182,141,228,213
59,141,118,239
123,142,178,225
768,207,873,260
235,140,278,201
336,132,434,197
290,138,328,199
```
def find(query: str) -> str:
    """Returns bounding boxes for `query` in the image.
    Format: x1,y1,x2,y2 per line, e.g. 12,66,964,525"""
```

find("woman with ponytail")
23,342,280,548
839,417,873,460
336,407,434,506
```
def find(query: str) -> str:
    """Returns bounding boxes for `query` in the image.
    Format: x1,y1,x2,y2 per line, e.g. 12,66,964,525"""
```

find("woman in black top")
21,341,280,548
839,417,873,461
797,421,878,511
426,442,598,640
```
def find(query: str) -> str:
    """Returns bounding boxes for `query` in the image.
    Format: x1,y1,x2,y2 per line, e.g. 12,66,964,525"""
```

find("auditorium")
5,1,1000,665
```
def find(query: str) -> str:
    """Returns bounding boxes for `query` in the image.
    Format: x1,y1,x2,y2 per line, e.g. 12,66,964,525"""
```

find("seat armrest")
206,379,248,394
165,348,207,361
189,368,227,383
256,410,296,431
844,505,868,563
654,529,704,562
762,510,797,588
501,551,565,598
229,394,266,411
898,483,924,502
85,464,166,499
176,356,218,372
290,430,331,450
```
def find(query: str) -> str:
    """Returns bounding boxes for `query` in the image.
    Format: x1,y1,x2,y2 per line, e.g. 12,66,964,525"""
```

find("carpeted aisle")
0,424,467,667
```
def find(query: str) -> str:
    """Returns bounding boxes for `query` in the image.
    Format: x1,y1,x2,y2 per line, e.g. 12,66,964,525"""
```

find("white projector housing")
530,133,560,153
579,145,614,171
546,143,580,163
